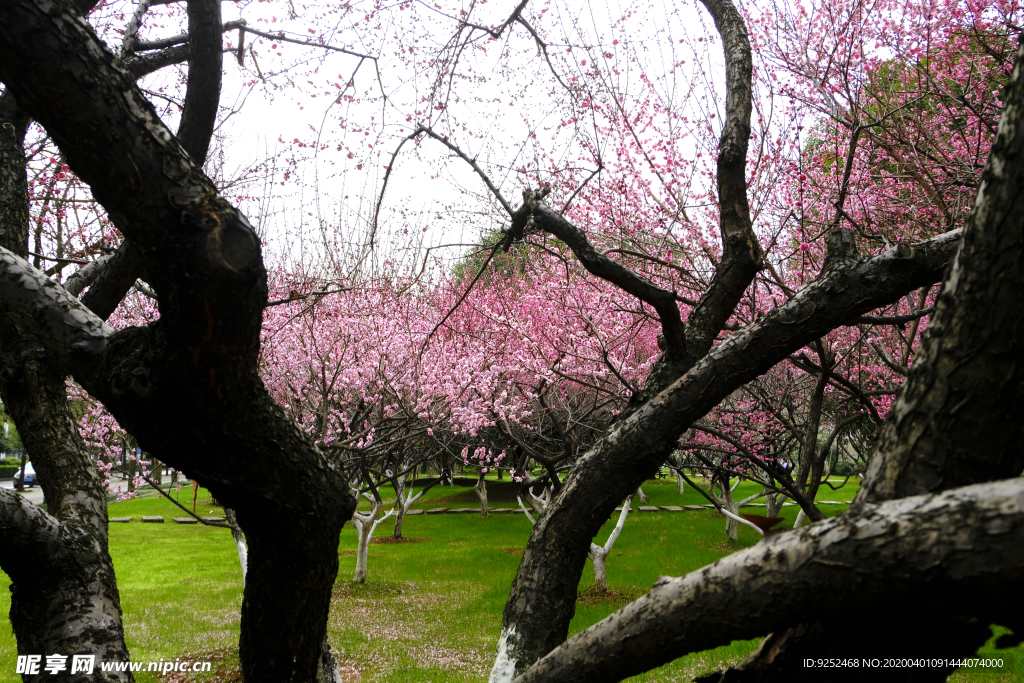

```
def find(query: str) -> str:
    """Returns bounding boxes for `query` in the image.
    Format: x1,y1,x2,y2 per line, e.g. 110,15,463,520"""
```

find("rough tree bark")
0,2,357,681
694,38,1024,683
1,82,135,682
508,35,1024,683
0,1,253,679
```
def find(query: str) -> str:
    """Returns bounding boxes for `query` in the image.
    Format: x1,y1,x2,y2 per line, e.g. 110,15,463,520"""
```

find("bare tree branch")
416,124,514,216
64,254,114,297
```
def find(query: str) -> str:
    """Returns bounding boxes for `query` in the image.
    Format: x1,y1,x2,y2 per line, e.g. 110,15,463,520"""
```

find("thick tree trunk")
0,362,135,683
240,510,347,679
0,90,133,682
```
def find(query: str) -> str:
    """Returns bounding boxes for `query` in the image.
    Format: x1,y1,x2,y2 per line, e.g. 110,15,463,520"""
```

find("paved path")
0,479,45,506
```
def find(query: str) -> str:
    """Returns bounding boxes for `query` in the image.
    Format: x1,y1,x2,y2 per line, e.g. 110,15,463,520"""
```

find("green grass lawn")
1,477,1021,682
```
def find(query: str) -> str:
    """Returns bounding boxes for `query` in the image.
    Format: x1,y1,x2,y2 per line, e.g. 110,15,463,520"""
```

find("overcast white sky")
112,0,728,279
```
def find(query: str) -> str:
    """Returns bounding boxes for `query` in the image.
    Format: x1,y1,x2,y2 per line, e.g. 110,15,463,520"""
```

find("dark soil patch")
369,536,431,544
161,648,239,682
501,547,524,556
576,585,645,607
426,480,524,505
332,581,419,600
339,549,386,556
698,539,742,553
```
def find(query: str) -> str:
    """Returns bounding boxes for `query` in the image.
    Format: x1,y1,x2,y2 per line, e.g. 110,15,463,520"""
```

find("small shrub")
832,460,862,476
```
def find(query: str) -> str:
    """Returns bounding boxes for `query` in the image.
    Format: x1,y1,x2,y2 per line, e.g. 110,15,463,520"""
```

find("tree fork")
0,1,359,679
488,224,961,679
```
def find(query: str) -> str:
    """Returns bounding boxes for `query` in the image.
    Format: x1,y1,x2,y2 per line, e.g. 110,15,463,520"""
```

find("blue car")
13,463,36,486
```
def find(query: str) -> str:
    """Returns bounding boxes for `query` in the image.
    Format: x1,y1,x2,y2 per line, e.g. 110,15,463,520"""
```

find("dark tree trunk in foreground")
0,360,133,683
1,84,134,682
507,37,1024,683
0,1,357,681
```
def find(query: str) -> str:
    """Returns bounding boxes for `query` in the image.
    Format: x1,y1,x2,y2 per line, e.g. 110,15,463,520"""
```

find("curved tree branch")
0,246,113,362
513,478,1024,683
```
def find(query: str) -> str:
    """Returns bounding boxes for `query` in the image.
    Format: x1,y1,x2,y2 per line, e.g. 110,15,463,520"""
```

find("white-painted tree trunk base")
589,545,609,592
489,625,518,683
475,475,489,516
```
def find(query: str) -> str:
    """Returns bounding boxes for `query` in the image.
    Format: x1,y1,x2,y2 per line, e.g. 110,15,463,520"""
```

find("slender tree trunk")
589,548,609,592
718,478,739,540
393,511,404,539
224,507,247,581
353,521,372,583
670,468,685,495
793,368,828,493
393,474,406,539
475,471,489,516
586,494,633,593
791,509,807,529
126,457,136,494
764,486,780,518
351,497,392,583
